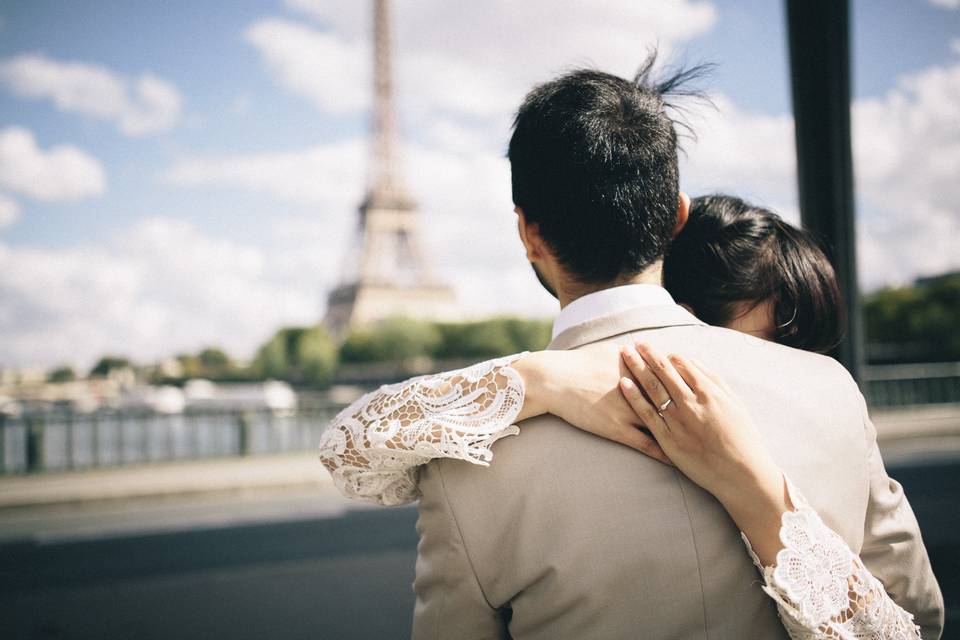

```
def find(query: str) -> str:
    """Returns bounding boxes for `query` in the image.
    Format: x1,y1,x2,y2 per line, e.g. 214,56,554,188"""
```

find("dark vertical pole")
0,412,6,474
26,413,45,473
66,409,75,470
785,0,863,382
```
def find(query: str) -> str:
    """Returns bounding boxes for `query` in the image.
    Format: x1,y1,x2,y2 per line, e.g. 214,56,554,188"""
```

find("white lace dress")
318,354,921,640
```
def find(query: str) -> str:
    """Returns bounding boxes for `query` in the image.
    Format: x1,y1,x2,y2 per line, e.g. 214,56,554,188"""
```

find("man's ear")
673,192,691,237
515,206,544,261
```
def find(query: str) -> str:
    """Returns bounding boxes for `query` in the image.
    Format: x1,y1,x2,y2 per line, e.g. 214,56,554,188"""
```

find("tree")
297,328,340,385
340,317,441,363
198,347,231,371
252,326,338,387
500,317,552,352
89,356,132,378
47,366,77,383
863,272,960,363
434,318,551,359
175,353,203,379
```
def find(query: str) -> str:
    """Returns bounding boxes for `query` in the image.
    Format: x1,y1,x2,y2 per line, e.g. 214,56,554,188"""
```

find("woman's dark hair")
663,195,845,353
508,53,710,285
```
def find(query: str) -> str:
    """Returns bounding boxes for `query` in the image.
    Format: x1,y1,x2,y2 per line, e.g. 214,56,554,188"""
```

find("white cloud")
929,0,959,8
0,127,106,202
252,1,716,122
162,136,556,319
677,61,960,292
162,1,956,345
245,18,368,114
0,194,19,229
0,53,182,136
852,62,960,289
680,94,798,220
0,216,342,369
164,139,364,207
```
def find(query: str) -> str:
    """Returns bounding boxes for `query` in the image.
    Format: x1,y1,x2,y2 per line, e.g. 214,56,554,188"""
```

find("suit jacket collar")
547,303,706,351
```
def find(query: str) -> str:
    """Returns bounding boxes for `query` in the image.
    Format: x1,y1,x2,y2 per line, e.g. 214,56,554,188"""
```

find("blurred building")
323,0,457,337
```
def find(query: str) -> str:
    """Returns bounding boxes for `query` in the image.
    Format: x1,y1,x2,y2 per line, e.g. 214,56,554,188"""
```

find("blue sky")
0,0,958,369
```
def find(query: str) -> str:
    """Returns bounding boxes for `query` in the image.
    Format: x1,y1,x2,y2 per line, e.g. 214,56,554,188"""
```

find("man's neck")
557,263,664,309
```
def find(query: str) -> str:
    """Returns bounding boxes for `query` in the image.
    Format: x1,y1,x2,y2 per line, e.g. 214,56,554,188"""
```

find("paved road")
1,452,958,639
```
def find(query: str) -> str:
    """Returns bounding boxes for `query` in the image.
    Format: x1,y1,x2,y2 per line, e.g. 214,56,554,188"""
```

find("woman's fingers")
614,422,673,466
619,377,669,438
668,354,715,398
619,345,674,414
635,342,694,406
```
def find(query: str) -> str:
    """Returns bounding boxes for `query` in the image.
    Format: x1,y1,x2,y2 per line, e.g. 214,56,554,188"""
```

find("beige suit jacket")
412,304,944,639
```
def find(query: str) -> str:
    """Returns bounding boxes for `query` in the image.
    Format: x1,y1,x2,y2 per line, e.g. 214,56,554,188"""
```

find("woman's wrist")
717,459,791,566
512,351,555,421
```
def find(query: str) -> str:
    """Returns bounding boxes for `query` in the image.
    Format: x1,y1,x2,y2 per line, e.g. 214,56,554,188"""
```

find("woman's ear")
673,192,691,237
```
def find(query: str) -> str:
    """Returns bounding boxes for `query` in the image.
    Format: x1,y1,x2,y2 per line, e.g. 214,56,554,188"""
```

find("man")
411,62,943,639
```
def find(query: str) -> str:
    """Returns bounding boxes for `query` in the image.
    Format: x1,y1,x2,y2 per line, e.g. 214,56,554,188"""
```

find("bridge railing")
2,362,959,476
862,361,960,408
0,404,347,476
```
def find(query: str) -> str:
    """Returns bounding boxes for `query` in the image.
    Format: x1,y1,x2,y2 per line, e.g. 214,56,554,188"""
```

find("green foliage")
89,356,132,378
168,347,239,382
338,316,551,364
864,272,960,363
47,366,77,383
434,317,551,359
340,317,442,363
198,347,231,371
252,325,338,386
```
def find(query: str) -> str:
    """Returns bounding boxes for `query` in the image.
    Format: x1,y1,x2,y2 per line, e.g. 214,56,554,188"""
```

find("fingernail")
620,377,634,390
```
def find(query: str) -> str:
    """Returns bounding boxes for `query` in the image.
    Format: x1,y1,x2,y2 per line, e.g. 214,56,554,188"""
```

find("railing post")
65,409,75,470
237,411,254,457
0,412,6,474
91,412,101,467
141,410,151,463
26,413,45,473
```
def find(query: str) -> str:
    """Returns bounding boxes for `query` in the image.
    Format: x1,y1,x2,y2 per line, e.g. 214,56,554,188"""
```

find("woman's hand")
617,342,791,565
512,346,671,464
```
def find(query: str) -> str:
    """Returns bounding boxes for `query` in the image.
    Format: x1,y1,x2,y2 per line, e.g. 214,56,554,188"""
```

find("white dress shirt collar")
551,283,675,339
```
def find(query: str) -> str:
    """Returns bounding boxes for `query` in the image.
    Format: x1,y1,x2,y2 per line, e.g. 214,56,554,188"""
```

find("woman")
318,196,921,639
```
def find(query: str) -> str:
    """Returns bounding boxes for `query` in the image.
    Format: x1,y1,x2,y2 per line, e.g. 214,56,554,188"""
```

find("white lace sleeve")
318,353,528,506
742,477,922,640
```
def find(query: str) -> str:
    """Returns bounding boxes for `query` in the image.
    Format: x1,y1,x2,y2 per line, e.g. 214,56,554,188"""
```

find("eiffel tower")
324,0,458,337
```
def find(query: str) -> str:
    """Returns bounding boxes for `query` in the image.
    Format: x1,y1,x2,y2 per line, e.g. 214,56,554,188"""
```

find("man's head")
508,56,702,305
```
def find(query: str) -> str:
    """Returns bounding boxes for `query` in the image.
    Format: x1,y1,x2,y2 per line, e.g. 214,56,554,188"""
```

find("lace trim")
742,477,922,639
318,353,528,506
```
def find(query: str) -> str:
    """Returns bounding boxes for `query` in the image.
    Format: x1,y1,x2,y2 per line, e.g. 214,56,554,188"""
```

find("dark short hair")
663,195,845,353
508,55,707,285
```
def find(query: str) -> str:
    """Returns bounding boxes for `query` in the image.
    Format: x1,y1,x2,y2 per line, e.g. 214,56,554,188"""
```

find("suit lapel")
547,304,706,350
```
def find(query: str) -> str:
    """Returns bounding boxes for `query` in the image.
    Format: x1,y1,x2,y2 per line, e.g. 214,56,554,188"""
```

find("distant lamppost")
785,0,864,382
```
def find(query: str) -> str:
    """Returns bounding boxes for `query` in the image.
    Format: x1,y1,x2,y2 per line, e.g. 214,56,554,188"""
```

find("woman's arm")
319,346,668,506
319,353,530,505
618,342,922,640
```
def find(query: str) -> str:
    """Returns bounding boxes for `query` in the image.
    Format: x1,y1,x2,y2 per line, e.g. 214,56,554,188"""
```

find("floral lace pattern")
318,353,527,506
743,478,922,639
